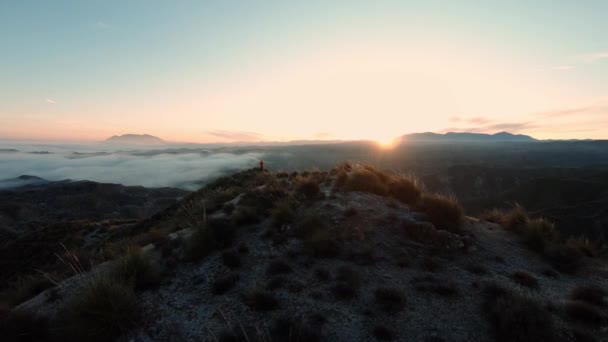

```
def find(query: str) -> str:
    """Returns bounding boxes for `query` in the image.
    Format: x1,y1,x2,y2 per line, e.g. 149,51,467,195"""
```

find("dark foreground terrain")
1,165,607,341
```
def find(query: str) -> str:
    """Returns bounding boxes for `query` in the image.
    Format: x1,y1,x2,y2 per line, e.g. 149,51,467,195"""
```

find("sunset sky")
1,1,607,143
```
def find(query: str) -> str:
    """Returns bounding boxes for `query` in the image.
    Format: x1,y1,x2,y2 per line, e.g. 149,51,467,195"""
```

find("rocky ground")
4,166,608,341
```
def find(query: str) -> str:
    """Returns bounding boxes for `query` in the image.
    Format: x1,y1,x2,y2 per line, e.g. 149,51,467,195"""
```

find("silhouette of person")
259,160,264,171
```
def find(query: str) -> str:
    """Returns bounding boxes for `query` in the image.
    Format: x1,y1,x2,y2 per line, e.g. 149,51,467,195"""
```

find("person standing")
259,160,264,171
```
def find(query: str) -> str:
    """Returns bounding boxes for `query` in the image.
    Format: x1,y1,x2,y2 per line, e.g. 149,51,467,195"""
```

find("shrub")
374,287,406,313
563,301,607,326
314,267,331,281
110,248,162,290
421,257,442,273
416,193,464,233
510,271,539,289
221,250,241,269
544,244,584,274
480,208,505,223
294,210,325,238
387,174,421,205
304,230,340,258
211,273,239,295
266,276,286,291
296,178,322,200
271,199,296,228
331,266,360,300
243,288,279,311
270,315,322,342
570,285,607,307
566,237,599,257
57,275,138,341
266,260,293,276
465,263,488,275
522,218,558,252
183,225,216,261
0,309,50,342
372,325,396,341
231,206,260,226
482,283,558,342
4,274,55,308
411,275,459,297
341,165,388,196
502,204,529,231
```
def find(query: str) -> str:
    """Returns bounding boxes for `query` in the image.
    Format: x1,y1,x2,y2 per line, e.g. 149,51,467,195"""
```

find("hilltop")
1,165,607,342
400,131,537,143
105,134,165,145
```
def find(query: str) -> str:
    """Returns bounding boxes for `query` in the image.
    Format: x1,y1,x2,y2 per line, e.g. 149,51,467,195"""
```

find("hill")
400,131,537,143
1,165,607,342
104,134,165,145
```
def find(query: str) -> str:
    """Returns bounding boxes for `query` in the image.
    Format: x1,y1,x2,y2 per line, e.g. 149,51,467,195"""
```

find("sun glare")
376,137,397,149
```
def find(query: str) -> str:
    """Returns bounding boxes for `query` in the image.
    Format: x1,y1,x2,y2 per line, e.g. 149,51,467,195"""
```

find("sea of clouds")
0,143,262,190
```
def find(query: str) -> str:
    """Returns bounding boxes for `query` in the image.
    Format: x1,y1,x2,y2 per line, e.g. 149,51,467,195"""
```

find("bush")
510,271,539,289
221,250,241,269
374,287,406,313
4,274,55,308
304,230,340,258
387,175,421,205
544,244,584,274
411,275,459,297
57,275,138,341
331,266,361,300
270,315,322,342
502,204,530,231
266,260,293,276
372,325,396,341
231,206,260,226
294,210,325,238
0,309,50,342
110,248,162,290
482,283,558,342
570,285,607,307
211,273,239,295
417,193,464,232
340,165,388,196
480,208,505,223
243,288,279,311
296,178,322,200
271,199,296,228
563,301,607,326
522,218,558,252
183,225,216,261
566,237,599,257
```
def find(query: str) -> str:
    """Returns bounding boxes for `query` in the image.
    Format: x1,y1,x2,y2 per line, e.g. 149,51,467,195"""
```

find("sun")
375,136,397,149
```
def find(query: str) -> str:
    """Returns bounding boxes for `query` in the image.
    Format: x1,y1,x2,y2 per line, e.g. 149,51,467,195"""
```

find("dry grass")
483,283,559,342
510,271,540,289
57,274,139,341
374,287,406,313
110,248,162,290
563,300,607,326
416,193,464,233
211,272,239,295
243,288,279,311
570,285,607,307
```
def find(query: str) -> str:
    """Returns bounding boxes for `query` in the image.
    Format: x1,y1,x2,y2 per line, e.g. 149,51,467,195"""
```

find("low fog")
0,144,263,190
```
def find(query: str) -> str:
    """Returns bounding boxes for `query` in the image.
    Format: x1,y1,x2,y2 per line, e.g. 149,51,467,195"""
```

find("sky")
1,0,607,143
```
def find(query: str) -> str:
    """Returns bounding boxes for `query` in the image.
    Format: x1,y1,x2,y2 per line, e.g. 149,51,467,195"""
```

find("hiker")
259,160,264,171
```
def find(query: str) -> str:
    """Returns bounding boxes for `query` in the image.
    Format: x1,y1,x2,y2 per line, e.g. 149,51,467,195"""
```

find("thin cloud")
582,51,608,63
539,101,608,117
441,122,537,134
449,116,493,125
551,65,575,71
206,130,264,142
45,98,56,104
95,21,111,30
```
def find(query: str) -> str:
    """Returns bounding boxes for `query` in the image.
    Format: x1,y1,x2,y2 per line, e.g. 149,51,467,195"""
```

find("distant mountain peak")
400,131,536,143
104,134,165,145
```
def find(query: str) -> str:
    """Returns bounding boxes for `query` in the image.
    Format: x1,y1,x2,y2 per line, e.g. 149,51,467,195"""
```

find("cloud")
45,98,56,104
0,147,262,190
538,101,608,117
95,21,111,30
582,51,608,63
551,65,575,71
206,130,264,142
449,116,493,125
